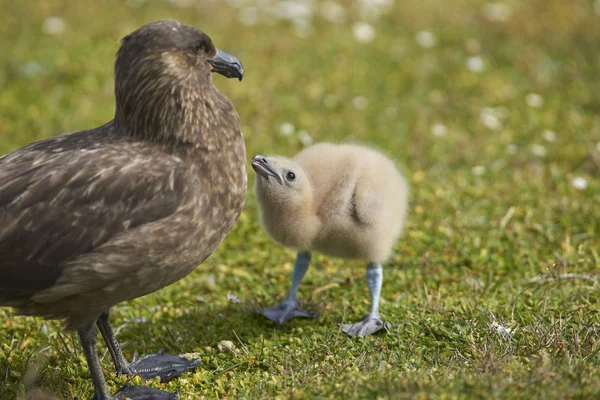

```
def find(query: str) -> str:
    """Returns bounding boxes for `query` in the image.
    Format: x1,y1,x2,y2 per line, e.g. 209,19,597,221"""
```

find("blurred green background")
1,0,599,399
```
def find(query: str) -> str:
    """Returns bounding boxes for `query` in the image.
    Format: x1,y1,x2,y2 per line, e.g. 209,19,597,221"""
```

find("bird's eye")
286,172,296,181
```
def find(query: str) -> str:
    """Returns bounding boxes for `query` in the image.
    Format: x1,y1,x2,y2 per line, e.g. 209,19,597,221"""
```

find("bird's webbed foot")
339,317,391,337
112,384,178,400
260,301,318,325
124,350,200,382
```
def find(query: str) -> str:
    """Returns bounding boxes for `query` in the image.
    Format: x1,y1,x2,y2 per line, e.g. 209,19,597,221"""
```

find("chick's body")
295,143,407,261
253,143,409,337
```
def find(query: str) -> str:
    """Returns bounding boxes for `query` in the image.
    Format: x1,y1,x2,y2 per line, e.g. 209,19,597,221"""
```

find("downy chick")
252,143,409,337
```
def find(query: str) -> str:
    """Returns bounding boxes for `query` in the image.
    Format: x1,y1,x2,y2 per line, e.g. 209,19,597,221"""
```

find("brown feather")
0,20,247,330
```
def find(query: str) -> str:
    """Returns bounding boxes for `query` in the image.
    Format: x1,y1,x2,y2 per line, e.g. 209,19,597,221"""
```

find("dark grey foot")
127,350,200,382
112,384,178,400
339,318,391,337
258,302,318,324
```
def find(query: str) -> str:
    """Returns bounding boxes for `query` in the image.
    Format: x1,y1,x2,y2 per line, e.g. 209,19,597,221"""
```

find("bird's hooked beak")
208,49,244,81
251,155,284,185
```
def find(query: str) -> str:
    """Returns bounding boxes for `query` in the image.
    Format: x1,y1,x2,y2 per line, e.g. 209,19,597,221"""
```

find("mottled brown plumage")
0,19,245,399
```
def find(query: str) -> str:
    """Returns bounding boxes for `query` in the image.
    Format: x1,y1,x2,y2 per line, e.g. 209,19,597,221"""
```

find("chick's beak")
251,155,283,185
208,49,244,81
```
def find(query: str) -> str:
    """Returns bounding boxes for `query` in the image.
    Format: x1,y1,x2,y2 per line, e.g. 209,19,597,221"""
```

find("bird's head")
116,19,243,83
113,20,244,140
252,155,313,208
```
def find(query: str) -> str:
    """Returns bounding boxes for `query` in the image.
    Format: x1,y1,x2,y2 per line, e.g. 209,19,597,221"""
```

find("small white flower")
320,1,346,24
472,165,486,176
298,130,313,146
353,96,368,110
490,321,514,340
227,293,241,303
483,3,512,22
526,93,544,108
218,340,236,352
466,56,485,73
572,177,588,190
531,144,547,157
543,130,556,142
353,22,376,43
480,108,502,130
42,17,66,35
506,144,518,154
431,123,447,137
481,114,500,130
207,274,216,286
358,0,394,20
280,122,295,136
415,30,437,48
597,142,600,152
274,1,313,21
239,7,259,26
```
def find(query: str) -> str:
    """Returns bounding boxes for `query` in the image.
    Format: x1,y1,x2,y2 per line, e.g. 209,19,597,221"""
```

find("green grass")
1,0,599,398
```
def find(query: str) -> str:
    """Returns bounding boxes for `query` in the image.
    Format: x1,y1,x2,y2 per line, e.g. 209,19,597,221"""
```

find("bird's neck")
114,78,241,148
260,197,320,250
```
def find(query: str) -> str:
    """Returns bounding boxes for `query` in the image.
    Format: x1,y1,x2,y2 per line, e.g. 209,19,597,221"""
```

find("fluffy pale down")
254,143,408,263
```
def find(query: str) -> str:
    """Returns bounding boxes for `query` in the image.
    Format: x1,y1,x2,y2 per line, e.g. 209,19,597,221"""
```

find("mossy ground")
1,0,599,399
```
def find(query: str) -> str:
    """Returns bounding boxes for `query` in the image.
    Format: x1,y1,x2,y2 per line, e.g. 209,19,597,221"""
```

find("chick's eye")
286,172,296,181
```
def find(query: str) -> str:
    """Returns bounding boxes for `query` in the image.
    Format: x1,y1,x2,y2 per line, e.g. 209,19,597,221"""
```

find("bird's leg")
81,321,176,399
365,262,382,321
96,308,200,385
96,309,131,376
340,262,391,337
260,251,318,324
78,323,112,400
284,251,311,306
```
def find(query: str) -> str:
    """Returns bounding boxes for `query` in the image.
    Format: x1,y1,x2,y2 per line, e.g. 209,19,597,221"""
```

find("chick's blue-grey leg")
96,309,199,390
340,262,391,337
260,251,318,324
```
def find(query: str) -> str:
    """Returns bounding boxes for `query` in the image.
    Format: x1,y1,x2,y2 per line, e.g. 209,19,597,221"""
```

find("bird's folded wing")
0,140,186,299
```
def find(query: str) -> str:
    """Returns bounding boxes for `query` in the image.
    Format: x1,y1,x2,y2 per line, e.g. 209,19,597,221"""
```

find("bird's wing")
0,136,186,299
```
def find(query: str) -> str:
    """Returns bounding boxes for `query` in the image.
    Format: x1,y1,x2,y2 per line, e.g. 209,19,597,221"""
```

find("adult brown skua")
252,143,408,337
0,19,246,399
